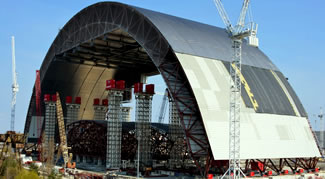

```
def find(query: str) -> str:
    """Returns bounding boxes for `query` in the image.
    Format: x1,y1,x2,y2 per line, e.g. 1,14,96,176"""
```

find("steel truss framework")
135,93,153,167
106,89,123,169
23,2,319,176
207,158,318,175
243,158,319,175
169,100,185,168
44,101,56,145
66,120,182,162
23,2,210,173
66,103,80,128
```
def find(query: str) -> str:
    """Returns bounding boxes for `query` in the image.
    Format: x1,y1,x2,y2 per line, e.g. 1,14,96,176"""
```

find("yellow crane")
55,92,75,169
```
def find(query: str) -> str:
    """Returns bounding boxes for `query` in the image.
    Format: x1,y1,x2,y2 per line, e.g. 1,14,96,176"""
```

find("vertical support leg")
169,100,184,169
106,90,123,169
44,100,56,160
135,93,153,167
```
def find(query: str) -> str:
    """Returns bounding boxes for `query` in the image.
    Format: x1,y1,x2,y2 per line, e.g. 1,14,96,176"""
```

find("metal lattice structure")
44,101,56,145
66,103,80,128
228,39,243,178
135,93,153,167
93,105,107,121
319,107,324,154
121,107,131,122
56,92,69,167
67,120,107,157
23,3,211,172
24,2,320,176
66,120,182,168
10,36,19,132
35,70,42,138
106,90,123,169
213,0,257,177
168,100,184,168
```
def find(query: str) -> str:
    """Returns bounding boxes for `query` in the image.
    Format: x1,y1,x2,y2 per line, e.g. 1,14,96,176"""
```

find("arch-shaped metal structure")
24,2,215,168
24,2,320,174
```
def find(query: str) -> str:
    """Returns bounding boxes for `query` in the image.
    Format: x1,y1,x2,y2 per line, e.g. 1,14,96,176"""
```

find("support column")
93,98,108,120
66,96,81,131
135,83,154,167
169,99,184,168
44,94,56,146
121,107,132,122
106,80,124,169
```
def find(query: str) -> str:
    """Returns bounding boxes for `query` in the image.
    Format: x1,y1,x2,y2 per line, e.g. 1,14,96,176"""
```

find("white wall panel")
176,52,320,160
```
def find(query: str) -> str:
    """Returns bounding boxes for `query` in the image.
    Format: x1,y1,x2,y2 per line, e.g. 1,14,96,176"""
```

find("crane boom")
213,0,233,33
56,92,69,167
236,0,250,33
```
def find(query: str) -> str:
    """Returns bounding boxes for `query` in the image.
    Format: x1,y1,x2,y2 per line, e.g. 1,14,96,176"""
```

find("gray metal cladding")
133,6,279,71
245,66,296,116
222,62,254,109
275,71,307,117
223,61,296,116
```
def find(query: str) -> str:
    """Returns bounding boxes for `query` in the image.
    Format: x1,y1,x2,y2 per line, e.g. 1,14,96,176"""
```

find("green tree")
14,169,39,179
0,155,19,177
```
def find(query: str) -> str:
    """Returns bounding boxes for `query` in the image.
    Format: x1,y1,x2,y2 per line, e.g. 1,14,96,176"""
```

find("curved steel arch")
24,2,321,175
25,2,211,170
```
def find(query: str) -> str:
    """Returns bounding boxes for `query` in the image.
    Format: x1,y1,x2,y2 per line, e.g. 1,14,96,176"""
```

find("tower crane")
318,107,324,155
213,0,259,178
11,36,19,131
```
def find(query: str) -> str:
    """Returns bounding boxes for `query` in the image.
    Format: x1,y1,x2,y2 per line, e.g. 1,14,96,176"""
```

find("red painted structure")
134,83,143,93
66,96,72,104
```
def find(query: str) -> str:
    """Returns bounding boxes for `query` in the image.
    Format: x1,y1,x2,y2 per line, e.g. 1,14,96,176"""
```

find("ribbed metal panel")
177,53,320,159
275,71,307,117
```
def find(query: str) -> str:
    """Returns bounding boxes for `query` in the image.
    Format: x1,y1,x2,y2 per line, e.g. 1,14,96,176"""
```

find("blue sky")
0,0,324,133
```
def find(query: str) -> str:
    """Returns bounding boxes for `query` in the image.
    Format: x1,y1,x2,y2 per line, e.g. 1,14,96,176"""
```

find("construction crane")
35,70,44,161
213,0,258,178
158,89,168,123
318,107,324,155
10,36,19,131
55,92,75,169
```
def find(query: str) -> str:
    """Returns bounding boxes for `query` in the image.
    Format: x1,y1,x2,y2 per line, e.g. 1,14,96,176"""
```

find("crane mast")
319,107,324,155
213,0,258,178
11,36,19,131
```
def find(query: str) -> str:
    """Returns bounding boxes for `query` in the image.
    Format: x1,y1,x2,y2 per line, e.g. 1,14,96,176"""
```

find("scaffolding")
44,99,56,146
94,104,108,121
121,107,131,122
135,93,153,167
168,99,184,168
66,103,80,127
106,90,124,169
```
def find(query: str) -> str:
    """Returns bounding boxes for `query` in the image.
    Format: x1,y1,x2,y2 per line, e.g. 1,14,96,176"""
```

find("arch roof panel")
24,2,318,163
133,6,279,71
